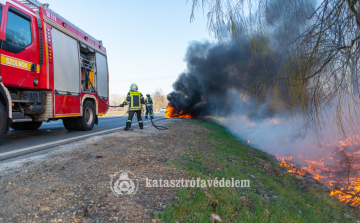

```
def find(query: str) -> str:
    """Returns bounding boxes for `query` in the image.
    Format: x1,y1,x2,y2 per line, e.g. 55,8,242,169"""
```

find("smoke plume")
167,35,359,165
167,40,281,119
168,0,316,119
166,0,344,159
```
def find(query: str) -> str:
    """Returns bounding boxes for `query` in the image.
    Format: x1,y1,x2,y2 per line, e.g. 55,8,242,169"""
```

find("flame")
212,114,360,207
165,105,192,119
277,156,307,176
276,137,360,207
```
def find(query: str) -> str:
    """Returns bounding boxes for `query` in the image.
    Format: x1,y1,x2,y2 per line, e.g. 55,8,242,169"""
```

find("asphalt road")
0,113,165,161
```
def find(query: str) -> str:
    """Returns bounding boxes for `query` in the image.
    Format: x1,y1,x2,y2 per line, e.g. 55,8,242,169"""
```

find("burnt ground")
0,119,210,223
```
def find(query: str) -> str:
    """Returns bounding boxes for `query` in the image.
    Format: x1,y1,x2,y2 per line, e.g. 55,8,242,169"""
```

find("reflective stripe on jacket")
145,97,153,106
123,91,144,111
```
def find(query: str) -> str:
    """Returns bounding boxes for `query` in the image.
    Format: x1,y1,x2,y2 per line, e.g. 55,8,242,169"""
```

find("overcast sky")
43,0,211,97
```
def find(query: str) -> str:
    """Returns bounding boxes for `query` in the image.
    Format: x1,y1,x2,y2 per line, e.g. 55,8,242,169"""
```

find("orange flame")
165,105,192,119
277,156,307,176
276,143,360,207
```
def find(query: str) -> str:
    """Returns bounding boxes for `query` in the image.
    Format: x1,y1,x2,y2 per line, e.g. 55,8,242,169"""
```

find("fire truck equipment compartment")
52,28,80,94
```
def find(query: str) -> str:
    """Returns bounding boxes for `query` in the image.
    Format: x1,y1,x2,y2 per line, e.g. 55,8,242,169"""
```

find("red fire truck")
0,0,109,140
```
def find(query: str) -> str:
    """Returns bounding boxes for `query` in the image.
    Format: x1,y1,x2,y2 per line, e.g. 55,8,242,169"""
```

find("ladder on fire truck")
17,0,101,45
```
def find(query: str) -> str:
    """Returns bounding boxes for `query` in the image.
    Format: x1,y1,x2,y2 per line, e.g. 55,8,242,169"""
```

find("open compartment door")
95,53,109,98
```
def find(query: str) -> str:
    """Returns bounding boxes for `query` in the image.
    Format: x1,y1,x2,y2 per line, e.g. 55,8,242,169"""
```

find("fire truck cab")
0,0,109,140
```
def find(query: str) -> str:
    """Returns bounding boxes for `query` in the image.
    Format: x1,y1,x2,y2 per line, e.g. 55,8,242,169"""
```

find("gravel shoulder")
0,119,208,223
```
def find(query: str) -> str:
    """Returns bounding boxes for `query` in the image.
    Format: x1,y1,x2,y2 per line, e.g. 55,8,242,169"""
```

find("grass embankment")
157,120,360,222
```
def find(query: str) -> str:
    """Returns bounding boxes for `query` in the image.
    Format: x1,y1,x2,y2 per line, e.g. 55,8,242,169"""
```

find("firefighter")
145,93,154,119
120,83,145,131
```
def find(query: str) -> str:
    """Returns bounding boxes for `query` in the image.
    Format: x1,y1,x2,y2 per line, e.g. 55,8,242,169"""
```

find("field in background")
102,111,128,117
102,111,166,117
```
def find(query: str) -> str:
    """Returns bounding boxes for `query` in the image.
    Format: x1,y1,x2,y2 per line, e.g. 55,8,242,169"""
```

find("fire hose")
149,109,168,130
84,70,168,130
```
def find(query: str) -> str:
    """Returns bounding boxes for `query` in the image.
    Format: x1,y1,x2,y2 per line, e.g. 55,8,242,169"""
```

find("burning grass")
277,145,360,207
165,106,192,119
217,113,360,209
277,156,307,176
156,120,360,222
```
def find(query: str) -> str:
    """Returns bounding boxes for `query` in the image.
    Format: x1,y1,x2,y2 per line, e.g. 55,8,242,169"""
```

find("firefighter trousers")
126,110,143,129
145,106,154,118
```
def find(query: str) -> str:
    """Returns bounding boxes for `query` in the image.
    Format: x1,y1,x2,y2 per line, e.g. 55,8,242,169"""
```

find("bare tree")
190,0,360,135
109,94,126,111
152,88,168,112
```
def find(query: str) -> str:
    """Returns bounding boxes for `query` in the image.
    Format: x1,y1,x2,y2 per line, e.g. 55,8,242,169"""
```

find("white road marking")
0,119,158,157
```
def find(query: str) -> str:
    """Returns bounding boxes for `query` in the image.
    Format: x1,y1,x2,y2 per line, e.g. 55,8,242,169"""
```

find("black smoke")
167,39,282,119
167,0,315,119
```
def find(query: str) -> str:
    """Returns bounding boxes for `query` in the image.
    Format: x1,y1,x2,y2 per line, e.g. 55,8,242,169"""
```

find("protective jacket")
123,91,145,111
145,96,154,119
145,97,153,107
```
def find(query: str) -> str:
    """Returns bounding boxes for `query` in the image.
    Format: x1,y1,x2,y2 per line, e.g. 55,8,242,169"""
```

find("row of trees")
152,88,168,112
109,88,168,112
109,94,127,111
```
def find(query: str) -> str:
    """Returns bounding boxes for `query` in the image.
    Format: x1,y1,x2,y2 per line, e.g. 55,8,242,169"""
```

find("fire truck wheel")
0,103,6,140
74,100,95,131
63,118,76,131
16,122,42,130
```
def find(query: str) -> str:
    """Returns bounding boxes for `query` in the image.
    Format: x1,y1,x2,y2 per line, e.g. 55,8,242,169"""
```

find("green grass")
156,120,360,223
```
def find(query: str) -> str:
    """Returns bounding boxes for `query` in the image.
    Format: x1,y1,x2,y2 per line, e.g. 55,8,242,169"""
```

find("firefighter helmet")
130,83,138,91
146,93,150,97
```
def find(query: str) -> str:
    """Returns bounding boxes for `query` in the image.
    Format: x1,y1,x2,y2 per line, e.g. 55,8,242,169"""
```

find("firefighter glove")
120,104,124,107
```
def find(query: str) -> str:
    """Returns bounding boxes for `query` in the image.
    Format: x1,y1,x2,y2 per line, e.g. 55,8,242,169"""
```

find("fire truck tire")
63,118,76,131
0,103,6,140
16,122,42,130
74,100,95,131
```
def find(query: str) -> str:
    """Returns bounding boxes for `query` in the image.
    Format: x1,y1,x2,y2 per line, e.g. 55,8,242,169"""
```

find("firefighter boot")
124,122,131,131
151,116,154,119
145,116,148,119
139,122,143,129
